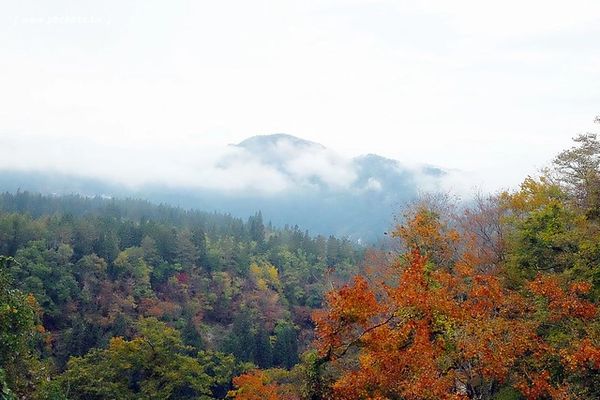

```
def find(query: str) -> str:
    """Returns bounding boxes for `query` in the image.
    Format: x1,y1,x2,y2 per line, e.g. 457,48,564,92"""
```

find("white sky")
1,0,599,192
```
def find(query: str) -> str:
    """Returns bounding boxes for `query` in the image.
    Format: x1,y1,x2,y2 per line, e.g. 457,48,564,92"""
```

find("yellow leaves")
249,261,281,292
249,263,261,277
108,336,127,351
504,176,564,213
265,264,278,282
25,292,38,308
256,278,268,291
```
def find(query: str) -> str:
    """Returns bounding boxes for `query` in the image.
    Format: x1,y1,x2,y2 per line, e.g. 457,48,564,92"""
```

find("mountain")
236,133,326,151
0,134,448,242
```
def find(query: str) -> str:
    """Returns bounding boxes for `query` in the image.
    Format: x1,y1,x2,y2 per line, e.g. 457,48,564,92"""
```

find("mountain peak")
236,134,325,150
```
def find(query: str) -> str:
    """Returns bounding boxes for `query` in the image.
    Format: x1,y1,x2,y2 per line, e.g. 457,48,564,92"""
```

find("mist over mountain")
1,134,450,241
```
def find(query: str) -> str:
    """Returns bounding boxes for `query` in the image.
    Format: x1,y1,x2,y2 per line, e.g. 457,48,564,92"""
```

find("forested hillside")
2,131,600,399
0,194,360,399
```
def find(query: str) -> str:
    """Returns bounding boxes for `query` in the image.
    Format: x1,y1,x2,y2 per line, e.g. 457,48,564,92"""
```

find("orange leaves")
393,205,460,268
389,249,435,314
528,275,597,320
307,203,600,399
228,370,299,400
25,292,38,308
331,319,461,400
328,276,381,326
561,338,600,371
228,370,281,400
312,244,597,397
457,316,538,383
313,275,383,357
516,371,571,400
313,247,545,399
569,281,592,295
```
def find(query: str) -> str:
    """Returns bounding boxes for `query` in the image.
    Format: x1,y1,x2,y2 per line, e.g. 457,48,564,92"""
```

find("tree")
550,119,600,218
176,230,199,269
0,190,362,399
309,207,599,399
500,173,600,300
12,241,79,328
190,227,207,266
141,235,162,267
248,212,265,245
0,256,44,399
43,318,229,400
272,321,299,369
222,312,256,364
113,247,153,300
502,179,577,277
253,325,273,369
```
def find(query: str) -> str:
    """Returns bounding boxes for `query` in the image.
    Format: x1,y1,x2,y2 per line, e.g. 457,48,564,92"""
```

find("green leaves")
46,318,232,400
0,256,41,398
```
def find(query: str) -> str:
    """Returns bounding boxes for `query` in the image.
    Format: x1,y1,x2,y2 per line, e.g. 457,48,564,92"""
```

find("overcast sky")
1,0,599,193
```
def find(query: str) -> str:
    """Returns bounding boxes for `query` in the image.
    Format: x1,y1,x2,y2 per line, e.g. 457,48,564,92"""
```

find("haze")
1,0,599,193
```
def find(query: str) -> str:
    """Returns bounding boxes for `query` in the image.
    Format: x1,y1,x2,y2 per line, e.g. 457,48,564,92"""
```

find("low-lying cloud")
0,132,457,195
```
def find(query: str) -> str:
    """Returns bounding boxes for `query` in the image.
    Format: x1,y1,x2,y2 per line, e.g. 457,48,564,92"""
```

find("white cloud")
269,138,358,189
365,177,382,191
0,0,598,194
0,131,459,196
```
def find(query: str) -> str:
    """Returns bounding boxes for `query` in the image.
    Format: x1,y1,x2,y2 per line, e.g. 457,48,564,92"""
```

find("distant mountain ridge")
0,134,448,242
236,133,326,150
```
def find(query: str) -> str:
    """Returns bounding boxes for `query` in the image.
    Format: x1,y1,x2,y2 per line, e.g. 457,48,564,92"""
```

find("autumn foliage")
307,206,599,399
228,369,299,400
231,198,600,399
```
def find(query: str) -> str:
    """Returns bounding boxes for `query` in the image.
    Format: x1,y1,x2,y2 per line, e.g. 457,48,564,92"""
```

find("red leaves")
175,272,190,285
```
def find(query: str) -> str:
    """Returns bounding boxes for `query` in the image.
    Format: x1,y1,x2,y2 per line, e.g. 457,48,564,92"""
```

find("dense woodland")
0,192,359,399
2,126,600,399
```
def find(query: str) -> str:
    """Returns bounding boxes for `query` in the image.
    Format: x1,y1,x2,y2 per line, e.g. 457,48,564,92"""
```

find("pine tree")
272,321,299,368
253,325,273,368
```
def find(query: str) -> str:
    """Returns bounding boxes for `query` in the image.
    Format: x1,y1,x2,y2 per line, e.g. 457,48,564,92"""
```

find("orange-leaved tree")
311,207,599,400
